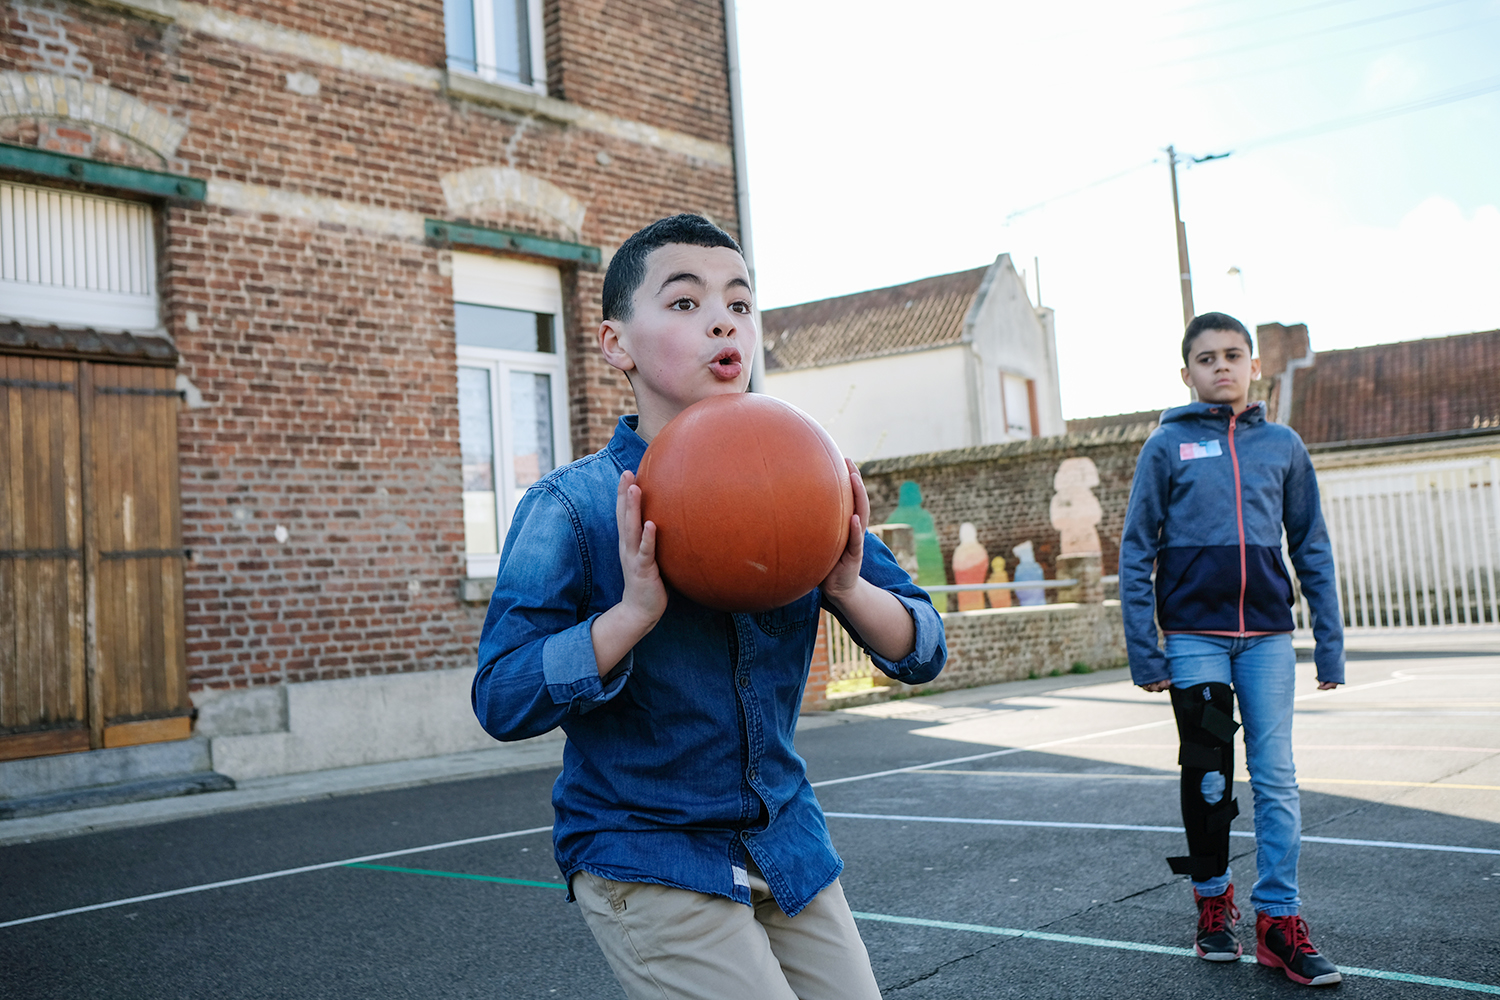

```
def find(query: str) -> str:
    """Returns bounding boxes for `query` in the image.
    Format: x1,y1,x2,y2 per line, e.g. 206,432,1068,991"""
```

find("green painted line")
1335,967,1500,994
344,865,1500,995
343,863,561,890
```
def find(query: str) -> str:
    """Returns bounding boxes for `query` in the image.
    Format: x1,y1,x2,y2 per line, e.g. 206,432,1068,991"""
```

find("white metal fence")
1294,457,1500,630
824,611,876,691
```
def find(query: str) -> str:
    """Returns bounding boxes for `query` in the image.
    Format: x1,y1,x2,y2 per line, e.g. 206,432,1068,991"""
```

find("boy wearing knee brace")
473,215,946,999
1120,312,1344,986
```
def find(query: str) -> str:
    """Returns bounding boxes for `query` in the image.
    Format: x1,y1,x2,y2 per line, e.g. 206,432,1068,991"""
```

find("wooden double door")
0,356,189,762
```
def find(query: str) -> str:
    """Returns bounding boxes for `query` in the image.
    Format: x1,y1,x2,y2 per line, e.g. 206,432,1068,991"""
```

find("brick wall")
801,602,1126,712
549,0,733,146
934,603,1125,691
859,424,1154,586
2,0,741,693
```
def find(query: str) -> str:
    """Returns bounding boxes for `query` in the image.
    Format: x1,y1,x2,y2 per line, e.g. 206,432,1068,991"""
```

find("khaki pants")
572,866,883,1000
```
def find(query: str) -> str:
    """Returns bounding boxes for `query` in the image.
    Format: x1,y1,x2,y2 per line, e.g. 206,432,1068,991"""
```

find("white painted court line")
0,824,552,930
851,911,1500,995
825,811,1500,856
809,719,1176,788
1062,743,1500,754
812,673,1422,790
915,769,1500,792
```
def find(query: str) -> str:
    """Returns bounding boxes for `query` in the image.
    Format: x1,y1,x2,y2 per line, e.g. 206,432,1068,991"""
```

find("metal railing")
922,579,1077,594
1299,457,1500,630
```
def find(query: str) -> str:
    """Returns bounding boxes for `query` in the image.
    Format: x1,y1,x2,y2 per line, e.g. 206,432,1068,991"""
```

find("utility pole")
1166,145,1195,328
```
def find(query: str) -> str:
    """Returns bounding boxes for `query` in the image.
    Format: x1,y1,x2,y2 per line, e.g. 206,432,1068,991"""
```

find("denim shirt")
473,415,946,916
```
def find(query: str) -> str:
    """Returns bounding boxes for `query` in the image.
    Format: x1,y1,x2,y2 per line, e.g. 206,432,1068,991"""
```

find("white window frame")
1000,371,1036,440
0,179,159,331
446,0,547,95
454,252,569,580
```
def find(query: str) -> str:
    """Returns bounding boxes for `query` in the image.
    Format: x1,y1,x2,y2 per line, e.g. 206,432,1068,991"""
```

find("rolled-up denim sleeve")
826,531,947,685
473,486,631,742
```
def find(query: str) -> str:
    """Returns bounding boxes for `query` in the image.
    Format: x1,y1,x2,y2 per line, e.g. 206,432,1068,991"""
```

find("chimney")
1255,323,1314,424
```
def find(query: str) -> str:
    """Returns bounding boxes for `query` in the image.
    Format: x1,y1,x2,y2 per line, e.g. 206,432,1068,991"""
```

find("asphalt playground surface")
3,638,1498,999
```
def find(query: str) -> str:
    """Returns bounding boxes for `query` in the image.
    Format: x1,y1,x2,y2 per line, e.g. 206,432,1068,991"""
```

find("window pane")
459,366,499,554
490,0,530,84
510,372,554,494
444,0,477,73
455,302,555,353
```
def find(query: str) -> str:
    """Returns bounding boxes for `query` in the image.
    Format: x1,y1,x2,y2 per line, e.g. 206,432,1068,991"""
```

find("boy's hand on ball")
616,471,667,628
819,459,869,603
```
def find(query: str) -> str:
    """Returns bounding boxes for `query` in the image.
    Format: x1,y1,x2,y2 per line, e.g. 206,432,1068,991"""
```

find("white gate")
1294,458,1500,630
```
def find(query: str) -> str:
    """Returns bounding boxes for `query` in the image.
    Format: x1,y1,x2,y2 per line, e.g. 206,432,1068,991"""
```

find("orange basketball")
636,393,854,613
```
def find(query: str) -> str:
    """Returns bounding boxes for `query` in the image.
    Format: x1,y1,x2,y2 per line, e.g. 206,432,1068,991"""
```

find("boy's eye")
730,301,751,314
670,298,696,311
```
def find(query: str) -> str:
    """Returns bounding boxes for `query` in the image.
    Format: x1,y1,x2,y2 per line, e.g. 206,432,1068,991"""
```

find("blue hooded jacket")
1119,400,1344,686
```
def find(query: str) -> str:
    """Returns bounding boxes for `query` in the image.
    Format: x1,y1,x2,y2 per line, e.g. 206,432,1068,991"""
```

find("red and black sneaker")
1193,884,1242,961
1256,912,1343,986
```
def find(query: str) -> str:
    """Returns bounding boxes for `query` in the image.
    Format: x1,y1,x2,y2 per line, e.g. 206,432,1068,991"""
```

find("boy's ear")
1180,366,1192,387
599,319,636,375
1250,357,1262,380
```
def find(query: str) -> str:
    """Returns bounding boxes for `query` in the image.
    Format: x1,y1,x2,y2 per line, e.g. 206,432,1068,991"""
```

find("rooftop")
760,266,989,372
1289,329,1500,445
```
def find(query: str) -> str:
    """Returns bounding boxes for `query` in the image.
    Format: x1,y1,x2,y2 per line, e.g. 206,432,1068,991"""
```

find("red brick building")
0,0,749,786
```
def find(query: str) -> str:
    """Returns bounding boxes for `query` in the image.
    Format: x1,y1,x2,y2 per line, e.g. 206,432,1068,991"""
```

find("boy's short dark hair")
602,214,743,321
1181,311,1253,365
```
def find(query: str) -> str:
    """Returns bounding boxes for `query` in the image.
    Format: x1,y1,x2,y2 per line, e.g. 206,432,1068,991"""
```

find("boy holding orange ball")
473,214,946,999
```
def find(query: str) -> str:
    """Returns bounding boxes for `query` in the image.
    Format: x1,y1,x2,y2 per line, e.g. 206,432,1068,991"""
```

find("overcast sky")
734,0,1500,419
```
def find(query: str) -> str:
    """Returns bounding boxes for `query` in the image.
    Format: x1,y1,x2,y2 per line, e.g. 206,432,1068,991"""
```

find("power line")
1166,0,1368,41
1236,71,1500,151
1003,160,1161,224
1157,0,1474,67
1000,72,1500,221
1176,12,1500,89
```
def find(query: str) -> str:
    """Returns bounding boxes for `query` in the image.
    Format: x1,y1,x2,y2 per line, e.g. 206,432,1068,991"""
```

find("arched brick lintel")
440,165,588,242
0,72,187,160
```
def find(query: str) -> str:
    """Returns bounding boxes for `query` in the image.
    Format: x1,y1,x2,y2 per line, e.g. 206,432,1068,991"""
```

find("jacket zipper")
1227,411,1246,635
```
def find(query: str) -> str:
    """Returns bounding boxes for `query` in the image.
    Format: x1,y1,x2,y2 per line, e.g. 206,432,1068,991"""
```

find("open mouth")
710,347,743,380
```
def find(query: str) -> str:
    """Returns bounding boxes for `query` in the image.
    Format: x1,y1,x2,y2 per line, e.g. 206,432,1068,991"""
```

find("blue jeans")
1165,633,1301,917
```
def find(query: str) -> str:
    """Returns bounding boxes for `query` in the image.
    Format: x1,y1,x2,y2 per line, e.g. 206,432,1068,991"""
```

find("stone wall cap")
859,422,1154,475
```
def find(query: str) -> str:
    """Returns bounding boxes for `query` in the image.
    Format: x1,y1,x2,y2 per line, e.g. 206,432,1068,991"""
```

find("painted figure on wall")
1012,540,1046,606
1050,457,1103,556
951,522,989,611
885,480,946,590
985,556,1012,608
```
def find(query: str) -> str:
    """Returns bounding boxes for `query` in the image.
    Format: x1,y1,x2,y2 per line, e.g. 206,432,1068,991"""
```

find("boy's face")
599,243,756,440
1181,328,1260,411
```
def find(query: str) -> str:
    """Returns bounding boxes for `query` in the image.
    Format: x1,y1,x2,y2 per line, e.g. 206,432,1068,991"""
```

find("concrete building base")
197,667,526,782
0,736,234,820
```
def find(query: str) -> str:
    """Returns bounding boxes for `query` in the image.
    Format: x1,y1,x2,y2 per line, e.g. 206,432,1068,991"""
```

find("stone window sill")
444,72,582,127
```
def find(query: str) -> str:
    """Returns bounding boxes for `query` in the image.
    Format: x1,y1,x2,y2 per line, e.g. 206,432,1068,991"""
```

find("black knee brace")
1166,682,1240,881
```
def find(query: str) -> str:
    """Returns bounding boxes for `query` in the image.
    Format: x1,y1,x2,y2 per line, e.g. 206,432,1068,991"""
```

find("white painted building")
762,255,1064,462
